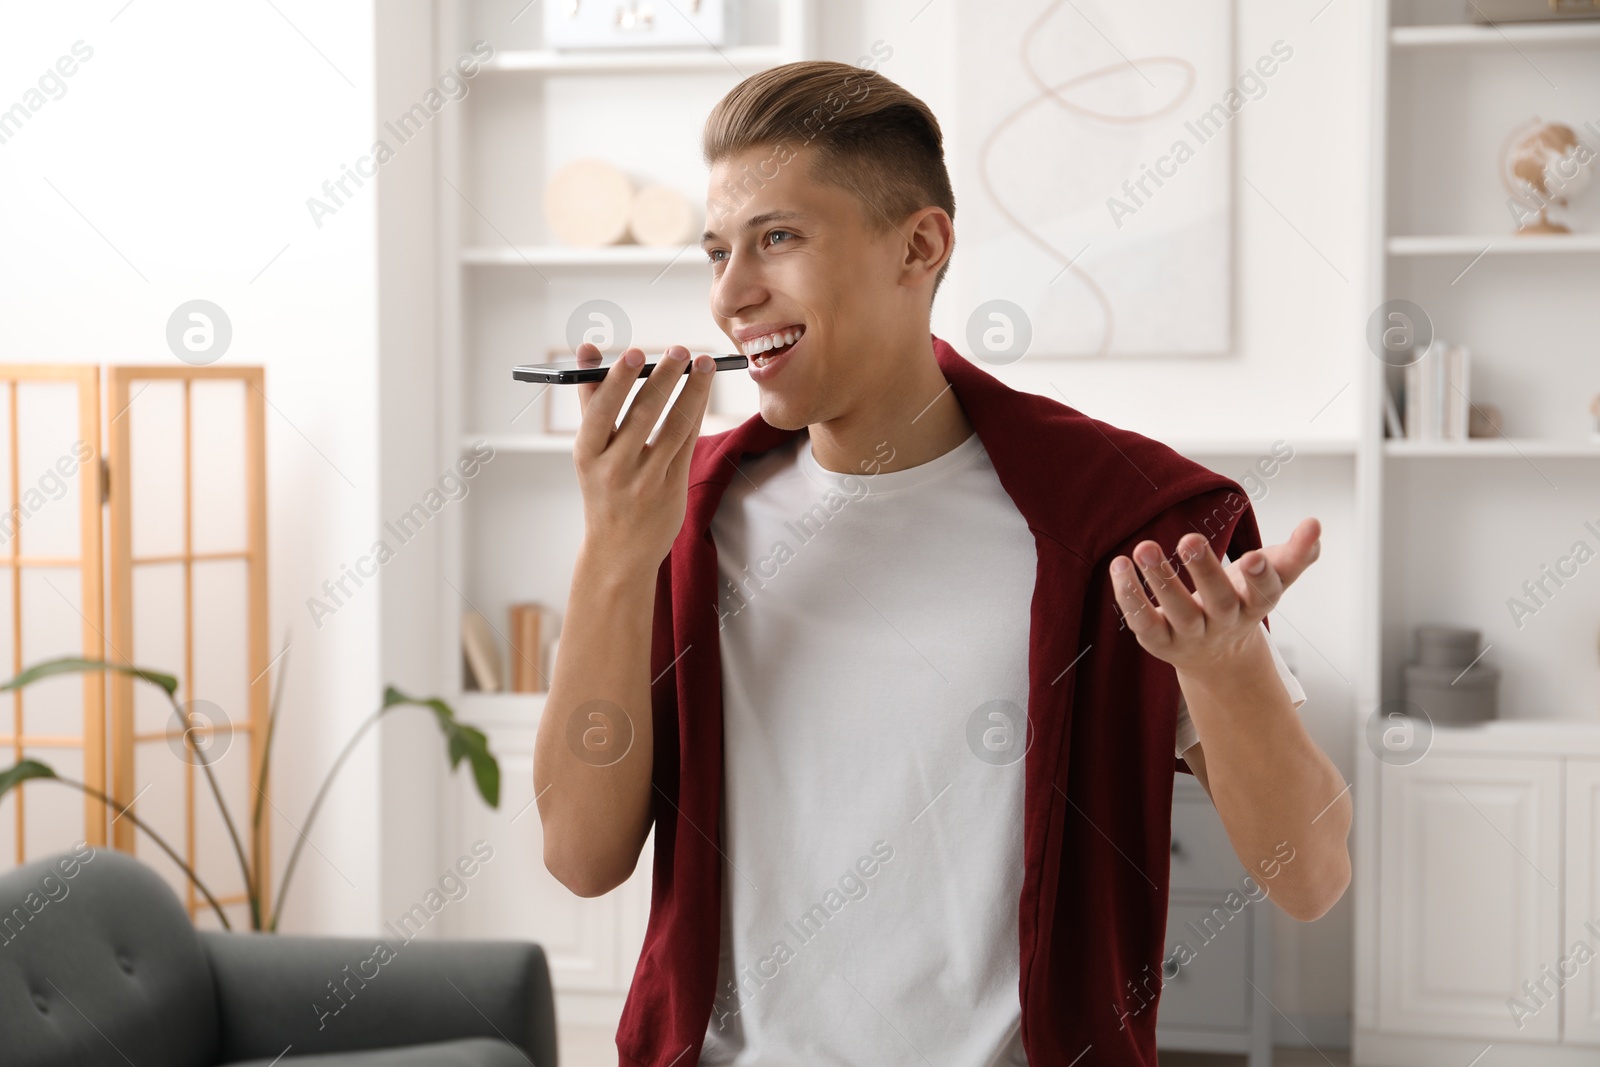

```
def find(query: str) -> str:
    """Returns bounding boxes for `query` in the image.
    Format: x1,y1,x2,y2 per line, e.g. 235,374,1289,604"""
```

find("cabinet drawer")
1170,798,1248,892
1157,897,1253,1031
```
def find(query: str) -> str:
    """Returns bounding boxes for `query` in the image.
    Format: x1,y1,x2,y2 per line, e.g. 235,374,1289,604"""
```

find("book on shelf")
462,609,503,692
1403,339,1470,440
509,601,560,693
1383,380,1404,438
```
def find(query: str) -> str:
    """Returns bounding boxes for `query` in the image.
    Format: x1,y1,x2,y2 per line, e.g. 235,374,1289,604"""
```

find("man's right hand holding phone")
535,342,714,898
573,342,717,574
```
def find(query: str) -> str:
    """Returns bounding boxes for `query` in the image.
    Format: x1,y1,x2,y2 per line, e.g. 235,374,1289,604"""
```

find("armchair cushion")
0,848,220,1067
203,931,556,1067
221,1036,533,1067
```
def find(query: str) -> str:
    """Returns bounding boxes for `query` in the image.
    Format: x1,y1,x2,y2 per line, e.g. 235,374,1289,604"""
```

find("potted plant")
0,646,498,931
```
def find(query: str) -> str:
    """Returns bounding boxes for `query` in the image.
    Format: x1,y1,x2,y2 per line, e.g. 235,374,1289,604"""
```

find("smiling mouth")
740,325,806,366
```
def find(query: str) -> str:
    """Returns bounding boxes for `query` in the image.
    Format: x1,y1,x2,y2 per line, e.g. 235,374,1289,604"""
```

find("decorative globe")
1499,118,1591,234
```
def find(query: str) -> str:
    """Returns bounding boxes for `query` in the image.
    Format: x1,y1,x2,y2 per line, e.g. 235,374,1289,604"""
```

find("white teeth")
741,327,803,357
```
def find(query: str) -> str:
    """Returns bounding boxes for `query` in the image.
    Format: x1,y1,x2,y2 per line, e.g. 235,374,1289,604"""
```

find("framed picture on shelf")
544,0,737,50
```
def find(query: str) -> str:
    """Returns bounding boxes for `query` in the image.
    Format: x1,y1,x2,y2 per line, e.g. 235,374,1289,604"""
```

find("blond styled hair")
702,59,956,301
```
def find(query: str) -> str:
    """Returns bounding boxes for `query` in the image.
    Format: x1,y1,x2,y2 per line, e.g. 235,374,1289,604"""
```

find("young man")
533,61,1350,1067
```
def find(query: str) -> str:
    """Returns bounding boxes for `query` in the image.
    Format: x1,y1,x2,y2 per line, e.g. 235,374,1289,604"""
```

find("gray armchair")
0,849,557,1066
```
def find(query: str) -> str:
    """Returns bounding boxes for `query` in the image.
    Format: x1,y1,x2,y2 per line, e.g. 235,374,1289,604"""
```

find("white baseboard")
1354,1027,1597,1066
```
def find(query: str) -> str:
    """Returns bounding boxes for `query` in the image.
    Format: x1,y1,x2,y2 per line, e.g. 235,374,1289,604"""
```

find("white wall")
0,0,384,935
372,0,452,932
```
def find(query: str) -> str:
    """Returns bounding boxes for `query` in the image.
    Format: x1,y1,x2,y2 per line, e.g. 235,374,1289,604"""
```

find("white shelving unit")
482,43,793,73
460,243,709,267
1384,438,1600,458
1355,3,1600,1064
429,0,816,1034
1386,232,1600,255
1390,20,1600,47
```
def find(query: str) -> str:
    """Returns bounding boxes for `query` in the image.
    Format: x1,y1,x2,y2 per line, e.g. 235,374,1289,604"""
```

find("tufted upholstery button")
116,954,134,975
32,993,48,1013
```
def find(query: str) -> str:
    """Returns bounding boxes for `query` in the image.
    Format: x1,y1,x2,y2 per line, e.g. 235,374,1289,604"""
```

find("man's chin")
755,393,813,432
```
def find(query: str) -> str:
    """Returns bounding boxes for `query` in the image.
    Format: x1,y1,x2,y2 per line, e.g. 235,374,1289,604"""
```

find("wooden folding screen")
106,366,271,922
0,365,107,857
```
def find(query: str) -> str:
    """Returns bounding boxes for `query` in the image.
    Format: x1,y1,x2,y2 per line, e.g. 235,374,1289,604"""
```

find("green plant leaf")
1,657,178,696
382,686,500,809
450,722,499,809
0,759,58,798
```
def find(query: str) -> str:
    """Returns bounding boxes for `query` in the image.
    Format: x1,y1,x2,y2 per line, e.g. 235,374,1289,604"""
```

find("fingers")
1109,551,1171,649
1175,532,1242,626
1110,522,1319,659
649,355,720,479
1131,539,1206,638
1234,516,1321,616
613,345,695,454
1261,516,1323,589
660,355,715,485
573,344,645,458
1233,547,1286,619
573,342,611,418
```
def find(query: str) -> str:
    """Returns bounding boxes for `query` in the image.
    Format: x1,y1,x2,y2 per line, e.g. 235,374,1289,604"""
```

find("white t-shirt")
700,428,1305,1066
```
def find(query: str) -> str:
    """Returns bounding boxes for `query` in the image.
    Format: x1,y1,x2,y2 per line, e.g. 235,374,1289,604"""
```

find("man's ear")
901,206,952,288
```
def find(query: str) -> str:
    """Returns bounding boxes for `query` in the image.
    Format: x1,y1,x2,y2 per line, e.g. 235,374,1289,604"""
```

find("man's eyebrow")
700,210,808,245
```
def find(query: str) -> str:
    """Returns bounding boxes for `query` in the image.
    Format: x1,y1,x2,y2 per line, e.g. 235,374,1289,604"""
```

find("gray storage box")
1403,624,1499,724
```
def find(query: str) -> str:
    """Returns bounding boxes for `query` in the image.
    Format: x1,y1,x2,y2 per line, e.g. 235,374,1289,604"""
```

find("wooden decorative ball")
545,158,634,247
628,185,697,247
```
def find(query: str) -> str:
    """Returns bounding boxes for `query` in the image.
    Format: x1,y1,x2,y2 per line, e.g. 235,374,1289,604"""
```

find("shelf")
1413,719,1600,758
1387,233,1600,256
455,690,547,727
461,244,706,268
470,433,575,454
1391,21,1600,48
482,46,789,75
1384,438,1600,457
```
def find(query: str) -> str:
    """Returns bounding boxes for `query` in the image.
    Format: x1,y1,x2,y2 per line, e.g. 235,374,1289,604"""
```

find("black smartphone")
513,352,749,385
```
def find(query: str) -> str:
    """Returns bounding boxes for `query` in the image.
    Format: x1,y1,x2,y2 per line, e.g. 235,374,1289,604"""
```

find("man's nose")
711,250,767,321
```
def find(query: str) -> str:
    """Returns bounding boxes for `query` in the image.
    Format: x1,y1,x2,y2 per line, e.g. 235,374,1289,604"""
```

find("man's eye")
706,232,793,265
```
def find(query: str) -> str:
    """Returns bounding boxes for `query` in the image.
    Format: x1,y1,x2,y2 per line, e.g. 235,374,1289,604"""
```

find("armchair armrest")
201,932,556,1066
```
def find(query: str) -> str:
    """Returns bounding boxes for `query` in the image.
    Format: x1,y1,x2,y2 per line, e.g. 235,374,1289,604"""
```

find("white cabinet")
1376,754,1561,1042
1157,774,1273,1066
1359,730,1600,1065
1566,758,1600,1045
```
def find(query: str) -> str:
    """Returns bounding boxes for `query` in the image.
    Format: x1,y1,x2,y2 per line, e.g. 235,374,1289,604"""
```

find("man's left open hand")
1109,517,1321,672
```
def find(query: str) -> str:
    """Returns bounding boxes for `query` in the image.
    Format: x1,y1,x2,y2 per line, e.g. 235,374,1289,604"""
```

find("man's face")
703,142,912,432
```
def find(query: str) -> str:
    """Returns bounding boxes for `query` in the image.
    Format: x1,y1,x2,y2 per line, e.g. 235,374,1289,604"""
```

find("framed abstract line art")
954,0,1242,359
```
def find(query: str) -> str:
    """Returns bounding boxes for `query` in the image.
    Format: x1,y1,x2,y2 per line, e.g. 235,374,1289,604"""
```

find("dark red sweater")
616,333,1267,1065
